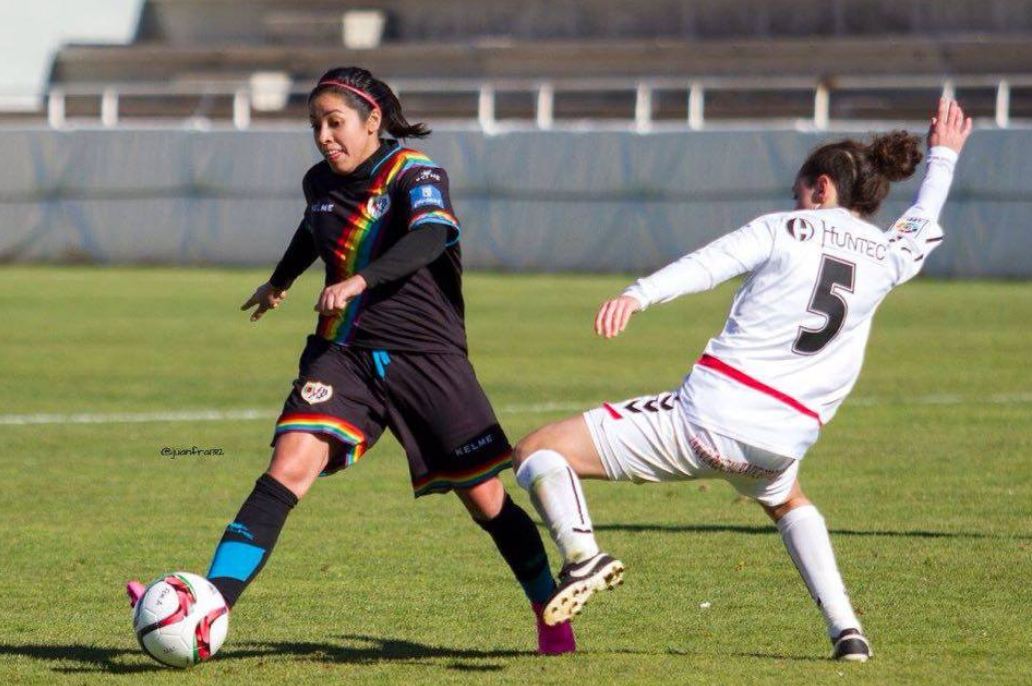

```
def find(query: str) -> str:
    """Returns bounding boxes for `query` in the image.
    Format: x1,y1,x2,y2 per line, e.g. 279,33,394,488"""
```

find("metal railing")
35,74,1031,131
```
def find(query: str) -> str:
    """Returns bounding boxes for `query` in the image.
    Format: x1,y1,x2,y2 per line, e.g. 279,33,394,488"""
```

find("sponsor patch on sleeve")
891,216,929,235
410,184,444,209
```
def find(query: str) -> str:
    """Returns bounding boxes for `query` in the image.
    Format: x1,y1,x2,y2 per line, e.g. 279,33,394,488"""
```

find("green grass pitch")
1,266,1029,685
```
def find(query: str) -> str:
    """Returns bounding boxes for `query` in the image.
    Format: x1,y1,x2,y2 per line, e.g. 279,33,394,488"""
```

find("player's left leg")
761,480,870,662
512,414,629,626
513,415,611,565
380,350,573,654
456,478,575,655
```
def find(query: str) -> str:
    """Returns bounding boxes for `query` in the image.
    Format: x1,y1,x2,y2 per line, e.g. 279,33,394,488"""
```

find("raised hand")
928,97,973,154
241,282,288,322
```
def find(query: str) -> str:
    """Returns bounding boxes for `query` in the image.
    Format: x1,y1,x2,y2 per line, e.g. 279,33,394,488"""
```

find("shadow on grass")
0,634,532,674
224,634,531,669
731,651,827,663
595,522,1029,540
0,643,162,674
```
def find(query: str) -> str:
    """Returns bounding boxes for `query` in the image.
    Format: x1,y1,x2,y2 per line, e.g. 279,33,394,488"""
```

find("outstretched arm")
241,218,318,322
595,218,776,338
906,98,972,222
889,98,972,284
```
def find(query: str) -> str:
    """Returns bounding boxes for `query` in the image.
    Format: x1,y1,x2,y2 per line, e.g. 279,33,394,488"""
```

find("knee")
266,461,310,496
512,425,555,470
456,477,505,522
763,493,812,523
266,434,331,499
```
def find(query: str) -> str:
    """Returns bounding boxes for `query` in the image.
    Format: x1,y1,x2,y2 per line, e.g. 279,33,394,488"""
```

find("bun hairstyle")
797,130,923,216
309,66,431,139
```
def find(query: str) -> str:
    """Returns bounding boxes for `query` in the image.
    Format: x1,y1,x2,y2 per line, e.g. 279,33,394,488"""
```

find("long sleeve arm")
269,219,319,290
357,224,449,289
623,218,776,310
906,145,958,222
887,146,958,284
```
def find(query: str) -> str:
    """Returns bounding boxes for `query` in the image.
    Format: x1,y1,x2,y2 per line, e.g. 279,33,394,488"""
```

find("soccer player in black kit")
127,66,575,656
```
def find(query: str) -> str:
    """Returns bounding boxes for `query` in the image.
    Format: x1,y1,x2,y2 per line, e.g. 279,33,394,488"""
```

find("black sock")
477,494,557,604
207,473,298,608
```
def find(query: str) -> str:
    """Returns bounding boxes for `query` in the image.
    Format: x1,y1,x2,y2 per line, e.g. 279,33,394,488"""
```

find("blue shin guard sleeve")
208,473,298,608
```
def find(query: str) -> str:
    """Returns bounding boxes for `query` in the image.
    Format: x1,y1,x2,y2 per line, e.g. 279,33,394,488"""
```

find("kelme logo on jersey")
786,217,816,242
413,168,442,183
300,381,333,404
410,184,444,209
366,193,391,219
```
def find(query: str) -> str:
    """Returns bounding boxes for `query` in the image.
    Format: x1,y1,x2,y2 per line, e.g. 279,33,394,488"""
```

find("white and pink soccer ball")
131,572,229,668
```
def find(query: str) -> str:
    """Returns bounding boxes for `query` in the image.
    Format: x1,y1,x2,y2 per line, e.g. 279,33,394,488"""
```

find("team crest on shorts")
786,217,815,242
301,381,333,404
366,193,391,219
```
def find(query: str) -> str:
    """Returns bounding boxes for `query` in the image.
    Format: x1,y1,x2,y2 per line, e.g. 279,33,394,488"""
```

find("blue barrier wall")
1,127,1028,277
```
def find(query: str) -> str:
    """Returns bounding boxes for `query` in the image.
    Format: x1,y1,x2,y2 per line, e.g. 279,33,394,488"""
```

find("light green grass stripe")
2,393,1031,426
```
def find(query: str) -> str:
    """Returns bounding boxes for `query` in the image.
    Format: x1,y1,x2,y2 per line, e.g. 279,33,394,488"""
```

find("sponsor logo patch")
786,217,816,242
892,216,929,235
366,193,391,219
300,381,333,404
310,202,334,212
410,184,444,209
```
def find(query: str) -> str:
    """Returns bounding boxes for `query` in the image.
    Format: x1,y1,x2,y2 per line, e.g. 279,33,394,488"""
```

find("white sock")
776,504,861,639
515,449,600,565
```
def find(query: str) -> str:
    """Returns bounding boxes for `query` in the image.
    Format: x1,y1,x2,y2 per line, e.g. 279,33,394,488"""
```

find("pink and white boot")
126,580,146,608
533,602,576,655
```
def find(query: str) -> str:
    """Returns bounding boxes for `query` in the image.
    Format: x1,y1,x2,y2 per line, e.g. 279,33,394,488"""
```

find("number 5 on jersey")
793,255,856,355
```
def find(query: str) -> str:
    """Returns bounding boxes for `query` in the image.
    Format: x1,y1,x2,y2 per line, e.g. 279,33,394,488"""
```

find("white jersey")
623,147,958,459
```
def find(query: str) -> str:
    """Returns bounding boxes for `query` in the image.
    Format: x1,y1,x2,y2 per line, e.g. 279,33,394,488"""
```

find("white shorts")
584,390,799,507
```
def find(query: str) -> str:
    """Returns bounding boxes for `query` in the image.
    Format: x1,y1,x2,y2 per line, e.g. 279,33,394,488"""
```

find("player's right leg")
682,426,870,661
199,338,384,610
512,414,624,626
202,433,330,608
761,482,871,662
126,433,331,610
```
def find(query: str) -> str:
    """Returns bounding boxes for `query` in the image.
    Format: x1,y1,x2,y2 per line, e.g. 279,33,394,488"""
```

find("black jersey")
271,140,467,353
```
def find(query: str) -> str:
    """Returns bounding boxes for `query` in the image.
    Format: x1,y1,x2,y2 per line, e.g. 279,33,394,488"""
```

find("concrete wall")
1,126,1029,278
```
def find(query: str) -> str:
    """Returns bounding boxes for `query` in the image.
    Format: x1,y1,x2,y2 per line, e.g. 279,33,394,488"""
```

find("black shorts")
273,336,511,497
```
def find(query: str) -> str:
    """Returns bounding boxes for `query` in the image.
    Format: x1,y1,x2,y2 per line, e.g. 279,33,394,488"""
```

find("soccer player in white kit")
513,98,972,661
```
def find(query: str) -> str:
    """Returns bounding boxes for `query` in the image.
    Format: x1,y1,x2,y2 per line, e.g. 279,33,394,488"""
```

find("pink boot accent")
126,580,146,608
533,602,576,655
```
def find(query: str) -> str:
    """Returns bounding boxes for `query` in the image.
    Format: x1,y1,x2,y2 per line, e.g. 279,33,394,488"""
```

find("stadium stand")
134,0,1032,44
34,0,1032,124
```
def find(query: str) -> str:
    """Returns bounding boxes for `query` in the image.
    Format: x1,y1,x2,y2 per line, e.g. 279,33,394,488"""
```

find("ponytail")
797,131,923,216
308,66,431,139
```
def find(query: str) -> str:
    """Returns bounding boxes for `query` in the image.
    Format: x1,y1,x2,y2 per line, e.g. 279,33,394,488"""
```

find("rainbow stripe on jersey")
317,147,447,344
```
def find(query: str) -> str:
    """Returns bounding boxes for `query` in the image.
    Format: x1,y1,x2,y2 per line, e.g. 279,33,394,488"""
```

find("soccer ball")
131,572,229,668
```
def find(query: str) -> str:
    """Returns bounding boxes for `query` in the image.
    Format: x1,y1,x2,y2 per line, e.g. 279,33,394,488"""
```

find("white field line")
0,394,1030,427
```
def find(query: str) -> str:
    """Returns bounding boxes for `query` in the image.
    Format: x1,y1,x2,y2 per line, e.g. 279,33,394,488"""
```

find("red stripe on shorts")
696,354,822,426
602,402,622,420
